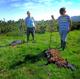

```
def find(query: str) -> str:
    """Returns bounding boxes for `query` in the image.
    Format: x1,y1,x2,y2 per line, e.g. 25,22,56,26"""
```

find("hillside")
71,16,80,22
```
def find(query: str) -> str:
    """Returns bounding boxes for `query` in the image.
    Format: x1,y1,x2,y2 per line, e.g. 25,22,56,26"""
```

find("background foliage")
0,19,80,34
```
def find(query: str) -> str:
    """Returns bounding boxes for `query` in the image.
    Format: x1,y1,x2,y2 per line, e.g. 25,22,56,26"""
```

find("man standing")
57,8,71,50
25,11,35,43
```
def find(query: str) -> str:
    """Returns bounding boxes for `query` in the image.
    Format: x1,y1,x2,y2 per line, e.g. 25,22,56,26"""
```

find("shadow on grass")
0,45,8,48
10,50,46,69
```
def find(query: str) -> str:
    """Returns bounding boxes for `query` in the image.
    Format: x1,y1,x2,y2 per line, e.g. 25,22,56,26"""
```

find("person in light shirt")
25,11,36,43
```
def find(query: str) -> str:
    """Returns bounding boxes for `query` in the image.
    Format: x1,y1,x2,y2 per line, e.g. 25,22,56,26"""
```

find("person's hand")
68,28,71,33
51,15,54,20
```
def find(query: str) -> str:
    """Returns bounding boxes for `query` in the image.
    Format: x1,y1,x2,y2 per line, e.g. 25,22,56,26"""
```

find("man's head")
27,11,30,17
59,7,66,15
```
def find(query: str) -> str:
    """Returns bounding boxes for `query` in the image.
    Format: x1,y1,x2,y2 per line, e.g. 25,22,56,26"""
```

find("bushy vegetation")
0,19,79,34
0,20,17,34
71,22,80,30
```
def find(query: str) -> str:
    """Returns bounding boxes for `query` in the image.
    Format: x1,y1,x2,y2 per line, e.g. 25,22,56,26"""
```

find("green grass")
0,30,80,79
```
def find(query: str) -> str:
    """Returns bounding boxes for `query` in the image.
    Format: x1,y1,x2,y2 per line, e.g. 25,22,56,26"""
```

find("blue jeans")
59,30,68,42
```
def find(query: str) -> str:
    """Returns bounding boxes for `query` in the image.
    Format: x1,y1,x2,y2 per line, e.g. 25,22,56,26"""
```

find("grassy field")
0,30,80,79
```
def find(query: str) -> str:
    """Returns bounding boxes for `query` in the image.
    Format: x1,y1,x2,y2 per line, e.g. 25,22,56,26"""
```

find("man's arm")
32,17,36,28
67,15,72,31
49,15,54,32
51,15,59,31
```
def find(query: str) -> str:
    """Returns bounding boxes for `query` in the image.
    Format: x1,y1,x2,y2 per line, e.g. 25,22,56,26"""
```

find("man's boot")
57,40,63,49
61,40,63,48
62,41,66,50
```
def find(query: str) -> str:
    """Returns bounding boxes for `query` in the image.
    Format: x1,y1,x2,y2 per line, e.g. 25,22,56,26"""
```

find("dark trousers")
27,27,35,42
